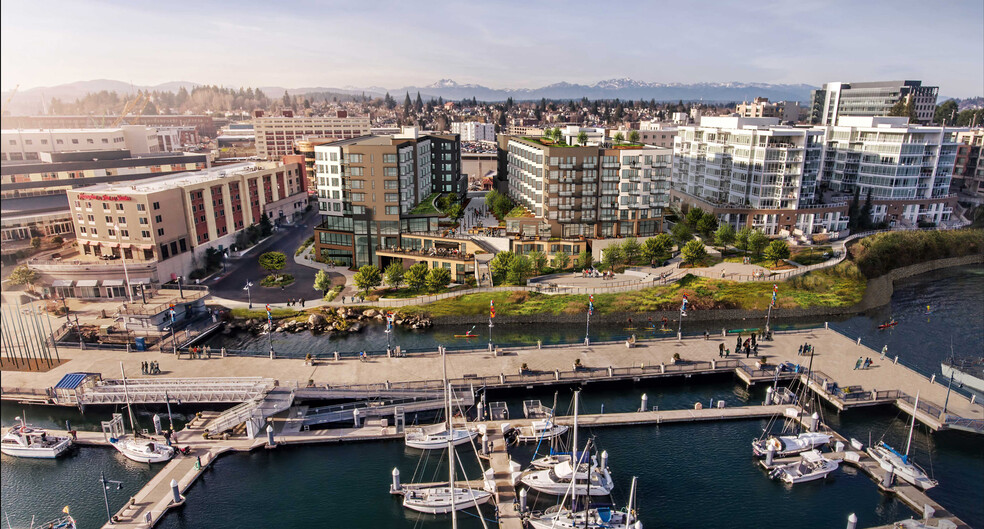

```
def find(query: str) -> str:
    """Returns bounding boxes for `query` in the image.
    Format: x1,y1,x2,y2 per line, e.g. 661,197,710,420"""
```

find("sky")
1,0,982,97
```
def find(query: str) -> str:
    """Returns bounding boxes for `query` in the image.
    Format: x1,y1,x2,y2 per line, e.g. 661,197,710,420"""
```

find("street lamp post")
177,276,184,299
99,471,124,525
244,280,253,309
113,225,133,303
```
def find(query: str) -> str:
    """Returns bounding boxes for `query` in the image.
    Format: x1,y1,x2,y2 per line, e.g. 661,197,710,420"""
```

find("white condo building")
2,125,163,161
451,121,495,142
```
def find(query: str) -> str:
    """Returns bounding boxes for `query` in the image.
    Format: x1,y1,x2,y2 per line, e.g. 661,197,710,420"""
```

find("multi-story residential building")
312,128,462,269
253,112,371,159
451,121,495,142
501,136,672,241
735,98,804,123
613,126,678,149
1,125,164,161
952,130,984,199
34,161,307,296
809,80,939,125
819,116,960,224
1,115,217,137
671,117,836,235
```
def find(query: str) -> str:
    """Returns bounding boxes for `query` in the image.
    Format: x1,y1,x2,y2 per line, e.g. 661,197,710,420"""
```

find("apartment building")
1,125,163,161
671,117,835,235
501,136,672,241
1,115,217,136
735,98,804,122
953,130,984,199
819,116,959,224
312,128,461,268
809,80,939,125
253,112,371,159
45,162,307,293
451,121,495,142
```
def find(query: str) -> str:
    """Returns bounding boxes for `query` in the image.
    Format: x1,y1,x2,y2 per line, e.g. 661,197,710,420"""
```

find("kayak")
878,321,898,329
454,334,478,338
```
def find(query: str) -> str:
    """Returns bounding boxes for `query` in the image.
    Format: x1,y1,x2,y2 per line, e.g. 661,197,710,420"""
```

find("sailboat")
768,449,839,484
514,397,569,443
402,351,492,514
527,476,642,529
107,362,175,464
522,391,614,497
1,415,73,459
866,392,939,490
752,352,831,458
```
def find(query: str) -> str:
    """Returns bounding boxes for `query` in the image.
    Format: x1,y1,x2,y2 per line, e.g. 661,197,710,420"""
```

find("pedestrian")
798,344,803,356
881,345,887,360
301,299,305,307
220,347,226,357
854,357,863,370
718,343,724,358
751,333,756,346
725,348,730,357
736,335,742,351
745,347,750,358
341,296,346,304
206,347,211,359
704,330,709,340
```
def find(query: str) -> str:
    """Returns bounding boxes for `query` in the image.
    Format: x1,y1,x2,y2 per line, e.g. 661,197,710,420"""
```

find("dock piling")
390,468,401,492
519,487,527,513
640,393,648,412
266,425,274,447
169,479,181,504
765,444,775,466
810,412,819,432
153,414,162,435
846,513,857,529
881,467,894,488
923,504,935,521
765,386,773,405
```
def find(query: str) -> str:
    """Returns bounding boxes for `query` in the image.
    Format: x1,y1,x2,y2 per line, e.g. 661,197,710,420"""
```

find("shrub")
258,252,286,273
849,229,983,277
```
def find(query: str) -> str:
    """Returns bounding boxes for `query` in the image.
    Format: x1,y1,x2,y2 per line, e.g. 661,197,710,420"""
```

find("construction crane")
111,93,146,127
130,95,152,124
2,84,19,116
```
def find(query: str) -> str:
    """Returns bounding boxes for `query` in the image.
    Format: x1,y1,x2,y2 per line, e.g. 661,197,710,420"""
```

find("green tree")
859,190,874,230
672,222,693,245
697,215,718,237
51,235,63,245
602,243,623,272
577,249,594,270
628,130,640,144
577,131,588,146
313,269,332,295
934,100,959,125
552,128,564,144
552,251,571,270
353,264,382,296
736,226,753,255
446,203,465,222
764,239,791,267
714,224,736,250
507,255,532,284
847,188,861,232
685,207,705,228
258,214,273,236
613,131,625,145
642,234,673,264
490,251,516,283
425,267,452,292
8,265,40,290
749,230,769,258
258,251,286,274
30,237,41,249
621,237,641,265
681,239,707,266
405,263,428,292
384,261,405,289
528,250,547,275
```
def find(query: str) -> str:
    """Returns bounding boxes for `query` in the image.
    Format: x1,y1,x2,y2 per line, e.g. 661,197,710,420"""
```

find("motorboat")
940,356,984,393
402,486,493,514
769,449,839,484
515,418,569,444
521,452,614,497
866,391,938,490
110,435,175,464
405,424,478,450
1,417,73,459
752,432,832,457
527,476,641,529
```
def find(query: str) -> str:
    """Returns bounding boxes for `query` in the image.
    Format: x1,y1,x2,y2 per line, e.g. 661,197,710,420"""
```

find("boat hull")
520,465,615,497
111,438,175,464
405,429,478,450
402,487,492,514
527,508,635,529
516,424,569,443
941,363,984,393
0,440,72,459
866,445,937,490
752,433,832,457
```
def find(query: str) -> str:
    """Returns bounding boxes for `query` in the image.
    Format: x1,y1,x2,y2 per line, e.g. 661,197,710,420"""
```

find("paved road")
209,209,330,305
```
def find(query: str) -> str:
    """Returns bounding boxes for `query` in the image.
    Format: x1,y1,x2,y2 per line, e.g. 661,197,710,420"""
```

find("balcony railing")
375,246,475,262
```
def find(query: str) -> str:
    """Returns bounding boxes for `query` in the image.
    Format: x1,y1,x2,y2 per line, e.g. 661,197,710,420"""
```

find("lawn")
791,246,834,266
230,307,305,320
409,192,442,215
398,262,867,317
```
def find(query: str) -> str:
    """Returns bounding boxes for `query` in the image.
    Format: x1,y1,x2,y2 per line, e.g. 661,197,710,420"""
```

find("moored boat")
1,417,73,459
768,449,839,484
940,356,984,393
752,432,832,458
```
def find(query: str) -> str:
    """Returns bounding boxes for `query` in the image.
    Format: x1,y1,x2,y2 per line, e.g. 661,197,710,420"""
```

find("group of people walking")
185,345,223,359
286,298,305,307
141,361,160,375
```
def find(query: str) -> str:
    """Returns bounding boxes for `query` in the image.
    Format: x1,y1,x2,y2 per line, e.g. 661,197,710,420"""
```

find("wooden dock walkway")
485,425,524,529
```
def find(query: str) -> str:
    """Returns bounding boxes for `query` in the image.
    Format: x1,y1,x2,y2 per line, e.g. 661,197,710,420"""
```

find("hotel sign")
78,193,132,201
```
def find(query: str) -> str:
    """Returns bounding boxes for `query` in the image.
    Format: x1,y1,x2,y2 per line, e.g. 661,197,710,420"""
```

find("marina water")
2,265,982,528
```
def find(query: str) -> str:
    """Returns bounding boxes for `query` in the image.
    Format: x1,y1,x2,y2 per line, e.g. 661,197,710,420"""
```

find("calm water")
2,265,982,528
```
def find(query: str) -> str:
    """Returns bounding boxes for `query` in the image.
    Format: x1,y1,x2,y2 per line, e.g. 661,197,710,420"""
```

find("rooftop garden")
409,192,443,215
506,205,535,218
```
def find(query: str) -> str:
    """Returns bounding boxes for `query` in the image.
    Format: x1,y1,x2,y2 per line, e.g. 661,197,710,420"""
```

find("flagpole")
585,294,593,346
766,284,777,334
488,300,495,351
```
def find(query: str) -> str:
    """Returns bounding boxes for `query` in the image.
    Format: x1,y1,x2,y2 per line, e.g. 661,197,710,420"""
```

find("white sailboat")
768,449,839,484
402,352,492,515
107,362,175,464
405,424,478,450
522,391,615,497
866,392,939,490
752,431,832,458
514,416,568,444
1,416,73,459
527,476,642,529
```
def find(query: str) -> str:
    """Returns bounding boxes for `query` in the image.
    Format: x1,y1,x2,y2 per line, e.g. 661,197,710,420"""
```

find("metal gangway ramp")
79,377,275,405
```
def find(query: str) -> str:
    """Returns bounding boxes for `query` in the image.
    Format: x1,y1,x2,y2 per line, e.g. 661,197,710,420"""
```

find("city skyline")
1,0,982,97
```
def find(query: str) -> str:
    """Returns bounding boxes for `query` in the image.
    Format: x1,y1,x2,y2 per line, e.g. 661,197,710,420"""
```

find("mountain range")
2,78,825,114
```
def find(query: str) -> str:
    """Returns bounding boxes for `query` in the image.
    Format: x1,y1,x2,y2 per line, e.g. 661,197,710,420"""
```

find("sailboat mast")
627,476,638,524
905,391,920,458
120,362,136,434
572,390,580,513
448,380,457,528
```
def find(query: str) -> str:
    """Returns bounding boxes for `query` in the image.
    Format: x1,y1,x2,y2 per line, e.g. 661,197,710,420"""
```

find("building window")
153,202,160,210
157,228,164,236
155,215,162,223
139,217,148,225
137,204,146,211
141,230,150,238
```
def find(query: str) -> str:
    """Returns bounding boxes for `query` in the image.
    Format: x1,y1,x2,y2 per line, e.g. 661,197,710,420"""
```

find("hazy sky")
2,0,982,96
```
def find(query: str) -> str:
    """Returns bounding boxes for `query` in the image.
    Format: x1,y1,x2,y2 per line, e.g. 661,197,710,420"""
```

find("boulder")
308,313,326,327
363,309,378,318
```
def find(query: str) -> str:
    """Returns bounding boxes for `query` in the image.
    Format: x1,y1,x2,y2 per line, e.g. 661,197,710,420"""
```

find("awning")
102,279,125,287
54,372,98,390
76,279,100,287
131,277,152,285
51,279,74,287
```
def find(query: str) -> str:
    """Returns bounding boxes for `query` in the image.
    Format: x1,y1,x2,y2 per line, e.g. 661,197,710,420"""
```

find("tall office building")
809,80,939,125
312,128,461,267
253,112,371,159
500,136,671,240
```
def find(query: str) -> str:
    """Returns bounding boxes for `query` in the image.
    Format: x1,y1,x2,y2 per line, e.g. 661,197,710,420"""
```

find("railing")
375,247,475,262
